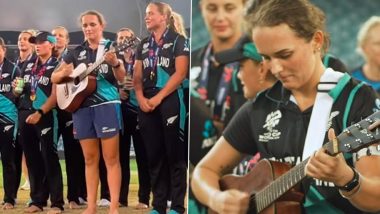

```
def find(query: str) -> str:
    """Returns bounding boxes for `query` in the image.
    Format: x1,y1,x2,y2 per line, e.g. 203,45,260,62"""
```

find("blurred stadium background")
0,0,191,61
191,0,380,71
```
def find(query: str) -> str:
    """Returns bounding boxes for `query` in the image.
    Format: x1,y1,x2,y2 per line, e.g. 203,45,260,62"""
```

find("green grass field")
0,159,149,213
0,159,139,188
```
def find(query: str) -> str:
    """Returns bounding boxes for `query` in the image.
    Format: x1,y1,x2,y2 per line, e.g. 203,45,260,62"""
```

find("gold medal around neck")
30,93,36,101
150,71,155,80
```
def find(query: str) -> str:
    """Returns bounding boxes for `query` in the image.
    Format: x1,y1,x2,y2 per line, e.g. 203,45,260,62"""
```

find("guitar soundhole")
74,77,80,85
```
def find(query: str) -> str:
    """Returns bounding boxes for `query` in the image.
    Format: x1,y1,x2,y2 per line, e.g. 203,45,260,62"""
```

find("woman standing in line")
52,26,87,209
0,37,19,210
134,2,189,214
14,31,64,214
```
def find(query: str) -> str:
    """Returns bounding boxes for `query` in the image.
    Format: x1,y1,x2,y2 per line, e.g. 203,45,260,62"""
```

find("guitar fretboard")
254,159,308,212
78,56,106,82
253,113,380,212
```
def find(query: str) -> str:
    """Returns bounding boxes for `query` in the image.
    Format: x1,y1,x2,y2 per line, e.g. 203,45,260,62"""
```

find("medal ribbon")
197,43,239,121
30,57,51,98
148,28,169,80
0,63,3,80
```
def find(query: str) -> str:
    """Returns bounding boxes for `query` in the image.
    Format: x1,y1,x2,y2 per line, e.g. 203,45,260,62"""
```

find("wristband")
37,109,44,115
336,167,360,192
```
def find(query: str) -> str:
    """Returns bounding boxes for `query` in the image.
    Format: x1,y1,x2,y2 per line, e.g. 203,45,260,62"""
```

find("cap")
214,37,262,65
29,31,57,44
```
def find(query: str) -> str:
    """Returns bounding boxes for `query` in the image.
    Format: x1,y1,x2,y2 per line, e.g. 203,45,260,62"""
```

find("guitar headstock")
325,111,380,155
115,36,141,52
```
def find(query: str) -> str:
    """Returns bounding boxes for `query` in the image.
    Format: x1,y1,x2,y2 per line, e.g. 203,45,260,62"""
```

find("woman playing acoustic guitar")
191,0,380,213
51,10,125,214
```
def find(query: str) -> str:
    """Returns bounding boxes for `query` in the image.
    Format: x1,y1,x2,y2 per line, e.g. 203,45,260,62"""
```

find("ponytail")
169,16,177,32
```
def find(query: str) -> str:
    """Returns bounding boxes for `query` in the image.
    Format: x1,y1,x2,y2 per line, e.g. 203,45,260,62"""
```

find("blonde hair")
172,11,188,38
0,37,5,50
52,26,70,42
52,26,70,58
117,28,135,38
357,16,380,57
148,2,176,32
20,29,37,37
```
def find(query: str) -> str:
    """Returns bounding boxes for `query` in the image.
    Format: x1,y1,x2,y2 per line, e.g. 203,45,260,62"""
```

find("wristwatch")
336,167,360,192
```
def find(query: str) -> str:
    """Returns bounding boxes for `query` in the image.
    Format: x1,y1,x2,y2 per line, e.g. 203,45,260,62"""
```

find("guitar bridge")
64,84,69,98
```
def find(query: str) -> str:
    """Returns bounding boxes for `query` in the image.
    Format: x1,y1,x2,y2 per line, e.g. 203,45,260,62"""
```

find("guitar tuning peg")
366,133,375,140
344,143,352,149
365,117,374,123
355,138,363,145
343,129,351,135
354,123,361,129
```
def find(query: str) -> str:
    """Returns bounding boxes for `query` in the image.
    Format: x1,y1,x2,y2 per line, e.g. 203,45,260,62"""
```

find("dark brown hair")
245,0,330,55
79,10,106,26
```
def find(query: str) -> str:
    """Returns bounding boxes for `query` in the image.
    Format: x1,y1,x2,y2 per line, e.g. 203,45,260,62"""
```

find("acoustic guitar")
56,37,140,112
210,111,380,214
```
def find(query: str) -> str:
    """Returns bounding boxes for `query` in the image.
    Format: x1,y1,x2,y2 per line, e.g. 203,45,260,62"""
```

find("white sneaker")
97,198,111,207
78,197,87,205
20,181,30,190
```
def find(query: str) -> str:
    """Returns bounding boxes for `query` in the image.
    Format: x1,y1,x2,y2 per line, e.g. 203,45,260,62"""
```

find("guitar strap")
302,68,344,160
96,39,108,60
96,39,111,76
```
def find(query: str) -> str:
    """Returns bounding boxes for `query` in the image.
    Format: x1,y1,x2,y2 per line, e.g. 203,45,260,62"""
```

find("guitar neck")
251,111,380,213
255,158,309,212
82,57,105,79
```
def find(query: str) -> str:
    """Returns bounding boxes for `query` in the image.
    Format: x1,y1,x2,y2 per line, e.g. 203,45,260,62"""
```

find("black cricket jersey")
136,28,189,94
224,74,380,213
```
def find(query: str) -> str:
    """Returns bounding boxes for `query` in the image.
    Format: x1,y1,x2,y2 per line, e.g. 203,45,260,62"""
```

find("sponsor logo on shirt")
142,42,149,54
163,43,173,49
25,63,34,72
78,50,87,61
326,111,339,131
259,110,282,142
102,127,116,133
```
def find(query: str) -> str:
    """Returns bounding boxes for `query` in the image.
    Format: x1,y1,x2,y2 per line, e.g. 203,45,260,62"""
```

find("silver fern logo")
41,127,51,136
4,125,13,132
166,115,178,126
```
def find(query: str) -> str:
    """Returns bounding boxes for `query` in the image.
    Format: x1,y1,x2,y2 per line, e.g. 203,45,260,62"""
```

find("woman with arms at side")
14,31,64,214
133,2,189,213
0,37,19,210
